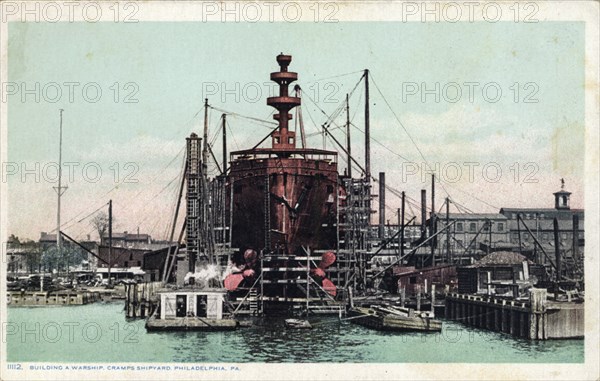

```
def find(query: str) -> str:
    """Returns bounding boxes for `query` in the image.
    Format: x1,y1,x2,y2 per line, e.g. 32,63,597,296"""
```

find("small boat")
284,319,312,329
348,305,442,332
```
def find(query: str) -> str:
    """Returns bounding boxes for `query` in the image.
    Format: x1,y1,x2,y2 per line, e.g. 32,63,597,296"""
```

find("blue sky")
7,21,585,240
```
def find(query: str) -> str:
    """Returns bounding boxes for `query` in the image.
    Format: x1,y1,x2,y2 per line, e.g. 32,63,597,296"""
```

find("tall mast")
222,114,227,173
378,172,385,239
421,188,426,268
202,98,209,177
430,174,436,263
346,93,352,178
364,69,370,180
108,199,112,286
54,109,67,275
446,197,450,263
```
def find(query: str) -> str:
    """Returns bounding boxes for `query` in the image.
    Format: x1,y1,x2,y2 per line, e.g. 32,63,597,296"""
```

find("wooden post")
553,217,561,300
517,213,523,255
520,312,526,338
348,286,354,309
126,284,130,317
486,271,491,295
401,191,405,258
431,284,436,317
416,284,421,311
529,288,547,339
494,307,500,331
400,286,406,307
522,261,529,280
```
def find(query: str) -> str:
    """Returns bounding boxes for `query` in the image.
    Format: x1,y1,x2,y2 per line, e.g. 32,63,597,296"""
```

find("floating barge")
145,287,239,331
348,305,442,332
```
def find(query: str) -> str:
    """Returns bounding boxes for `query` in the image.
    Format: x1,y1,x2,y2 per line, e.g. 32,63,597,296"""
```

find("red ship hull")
228,151,338,254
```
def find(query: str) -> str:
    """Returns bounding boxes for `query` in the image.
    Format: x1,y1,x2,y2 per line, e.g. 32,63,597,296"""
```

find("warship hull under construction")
224,55,346,312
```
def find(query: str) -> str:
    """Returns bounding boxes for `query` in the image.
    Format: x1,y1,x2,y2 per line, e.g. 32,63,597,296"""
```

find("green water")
5,303,583,363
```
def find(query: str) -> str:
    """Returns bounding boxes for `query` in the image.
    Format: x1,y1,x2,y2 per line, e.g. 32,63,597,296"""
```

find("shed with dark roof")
457,251,547,295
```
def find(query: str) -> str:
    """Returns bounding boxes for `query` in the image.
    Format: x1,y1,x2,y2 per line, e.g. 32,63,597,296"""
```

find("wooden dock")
445,289,584,340
7,290,100,306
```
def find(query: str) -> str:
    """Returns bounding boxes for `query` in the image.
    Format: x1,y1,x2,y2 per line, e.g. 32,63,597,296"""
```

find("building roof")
500,207,584,215
443,213,508,220
467,251,532,268
508,218,584,232
95,267,145,275
102,232,151,241
39,232,57,242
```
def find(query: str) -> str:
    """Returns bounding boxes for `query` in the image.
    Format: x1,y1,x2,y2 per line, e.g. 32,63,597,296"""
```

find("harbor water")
6,303,583,363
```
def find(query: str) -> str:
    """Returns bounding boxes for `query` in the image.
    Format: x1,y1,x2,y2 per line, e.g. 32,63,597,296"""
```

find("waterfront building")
499,185,584,267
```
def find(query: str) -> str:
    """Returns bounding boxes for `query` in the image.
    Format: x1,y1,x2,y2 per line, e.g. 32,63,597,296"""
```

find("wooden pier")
445,289,584,340
7,290,100,306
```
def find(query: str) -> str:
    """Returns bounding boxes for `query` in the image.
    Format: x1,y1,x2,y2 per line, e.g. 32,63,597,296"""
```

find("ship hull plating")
228,154,338,254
